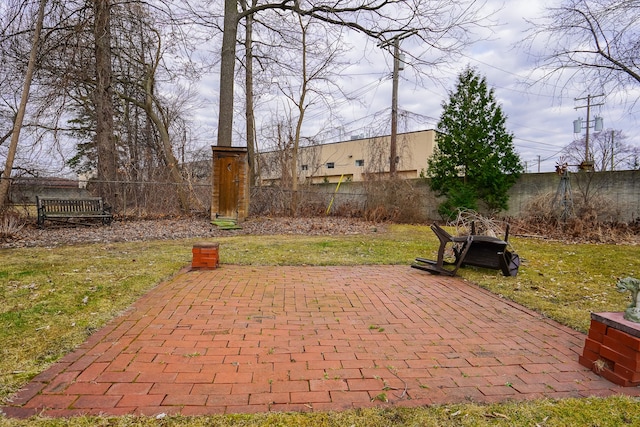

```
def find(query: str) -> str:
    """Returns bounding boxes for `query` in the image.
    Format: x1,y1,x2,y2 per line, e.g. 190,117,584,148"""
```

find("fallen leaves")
3,217,381,249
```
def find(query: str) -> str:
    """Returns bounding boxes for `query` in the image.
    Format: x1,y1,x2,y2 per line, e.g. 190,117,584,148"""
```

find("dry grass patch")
1,396,639,426
460,236,638,332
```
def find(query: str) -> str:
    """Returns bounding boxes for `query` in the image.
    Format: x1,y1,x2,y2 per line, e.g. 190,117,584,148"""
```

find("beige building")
258,129,438,184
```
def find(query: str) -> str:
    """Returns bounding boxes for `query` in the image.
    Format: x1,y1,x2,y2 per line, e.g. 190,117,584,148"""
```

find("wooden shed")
211,146,249,221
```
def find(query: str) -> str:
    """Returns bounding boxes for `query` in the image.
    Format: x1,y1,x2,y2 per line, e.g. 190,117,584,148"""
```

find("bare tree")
524,0,640,105
1,1,92,185
209,0,492,148
0,0,45,210
559,128,639,218
263,12,349,212
259,115,295,187
0,0,209,213
363,136,387,180
240,0,258,186
564,129,640,172
112,8,196,213
21,1,206,214
93,0,119,205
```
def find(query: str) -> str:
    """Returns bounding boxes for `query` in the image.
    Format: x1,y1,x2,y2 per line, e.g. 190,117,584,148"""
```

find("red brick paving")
3,265,640,418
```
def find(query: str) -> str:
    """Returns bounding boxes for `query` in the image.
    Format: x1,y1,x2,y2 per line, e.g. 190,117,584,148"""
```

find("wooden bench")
36,196,113,228
412,223,519,277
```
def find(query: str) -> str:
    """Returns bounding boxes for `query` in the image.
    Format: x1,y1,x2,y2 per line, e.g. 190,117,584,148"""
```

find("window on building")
301,164,308,171
326,162,335,169
355,159,364,167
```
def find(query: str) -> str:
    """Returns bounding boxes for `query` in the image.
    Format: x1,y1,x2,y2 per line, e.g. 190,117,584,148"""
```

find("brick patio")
2,265,639,418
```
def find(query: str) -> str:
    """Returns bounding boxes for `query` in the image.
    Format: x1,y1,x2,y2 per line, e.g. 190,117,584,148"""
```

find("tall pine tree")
427,66,523,218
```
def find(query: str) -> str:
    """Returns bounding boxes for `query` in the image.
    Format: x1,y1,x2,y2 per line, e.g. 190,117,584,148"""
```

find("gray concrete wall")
506,170,640,221
10,184,91,205
319,170,640,222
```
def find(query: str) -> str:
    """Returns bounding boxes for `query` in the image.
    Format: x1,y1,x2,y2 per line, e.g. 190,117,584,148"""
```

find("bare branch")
523,0,640,106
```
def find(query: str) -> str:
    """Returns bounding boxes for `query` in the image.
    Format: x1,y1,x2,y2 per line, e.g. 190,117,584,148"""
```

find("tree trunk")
94,0,118,207
290,16,310,216
142,70,192,213
244,2,257,185
117,66,196,213
0,0,46,211
217,0,240,148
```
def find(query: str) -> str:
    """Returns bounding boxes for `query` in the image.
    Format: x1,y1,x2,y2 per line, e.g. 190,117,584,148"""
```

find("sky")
9,0,635,177
191,0,639,174
427,0,639,172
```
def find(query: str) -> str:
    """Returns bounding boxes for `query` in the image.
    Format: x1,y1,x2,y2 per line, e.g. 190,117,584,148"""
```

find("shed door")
217,156,239,218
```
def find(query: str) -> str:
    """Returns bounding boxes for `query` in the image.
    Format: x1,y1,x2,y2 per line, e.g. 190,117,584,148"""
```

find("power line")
513,136,566,148
459,53,576,101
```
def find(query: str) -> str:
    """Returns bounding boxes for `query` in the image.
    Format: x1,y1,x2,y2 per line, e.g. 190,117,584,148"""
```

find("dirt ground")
3,214,639,249
0,216,382,249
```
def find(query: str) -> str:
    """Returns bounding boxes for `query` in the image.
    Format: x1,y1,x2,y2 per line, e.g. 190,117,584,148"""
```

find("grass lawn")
1,223,639,426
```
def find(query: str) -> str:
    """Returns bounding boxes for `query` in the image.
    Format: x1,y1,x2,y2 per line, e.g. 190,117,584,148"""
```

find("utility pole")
379,30,416,176
574,94,604,170
610,130,615,171
390,37,399,176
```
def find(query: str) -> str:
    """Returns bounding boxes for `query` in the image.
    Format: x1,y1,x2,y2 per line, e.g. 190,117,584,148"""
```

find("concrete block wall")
316,170,640,222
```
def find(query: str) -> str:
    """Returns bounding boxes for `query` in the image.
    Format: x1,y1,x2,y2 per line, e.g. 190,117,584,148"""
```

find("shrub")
0,210,25,241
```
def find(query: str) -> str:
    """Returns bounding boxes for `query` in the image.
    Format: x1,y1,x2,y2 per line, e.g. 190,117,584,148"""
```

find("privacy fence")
8,170,640,223
251,170,640,223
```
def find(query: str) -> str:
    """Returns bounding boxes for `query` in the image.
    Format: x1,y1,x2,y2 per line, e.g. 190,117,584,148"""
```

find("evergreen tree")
427,66,523,219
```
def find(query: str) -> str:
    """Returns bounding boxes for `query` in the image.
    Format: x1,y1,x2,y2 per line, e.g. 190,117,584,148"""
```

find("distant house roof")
12,177,78,188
